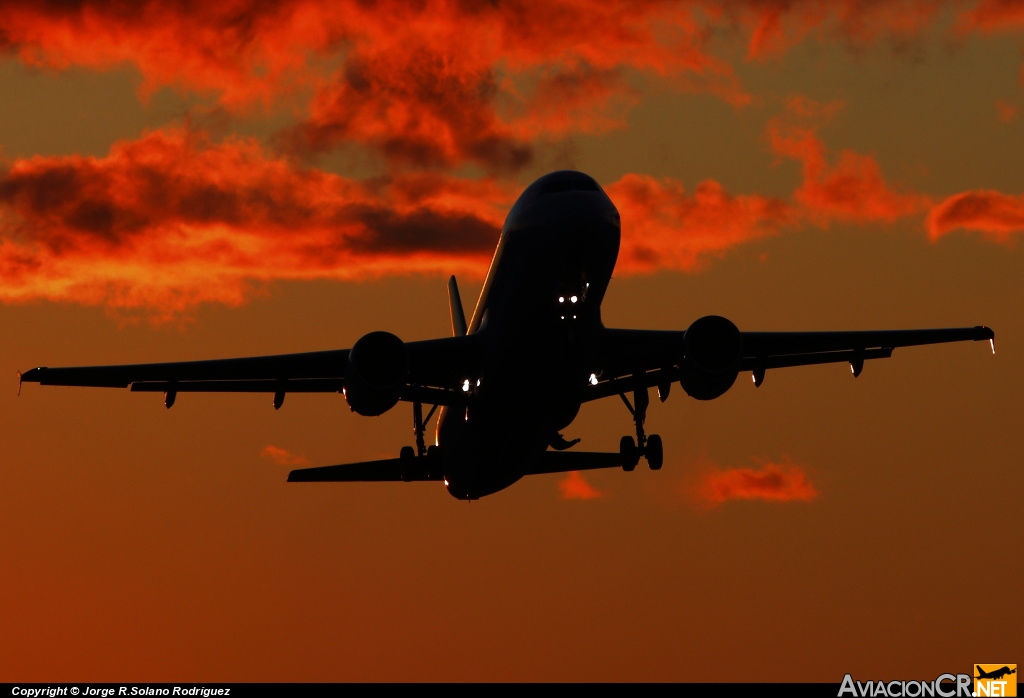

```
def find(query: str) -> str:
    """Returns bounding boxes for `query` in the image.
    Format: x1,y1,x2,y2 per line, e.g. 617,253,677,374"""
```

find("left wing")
19,335,478,407
586,323,994,401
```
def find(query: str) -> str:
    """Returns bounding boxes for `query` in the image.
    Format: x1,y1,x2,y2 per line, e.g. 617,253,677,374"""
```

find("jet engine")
343,331,409,416
679,315,742,400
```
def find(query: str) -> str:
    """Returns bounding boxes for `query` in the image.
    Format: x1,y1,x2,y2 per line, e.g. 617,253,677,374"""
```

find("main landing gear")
618,378,663,471
398,401,442,480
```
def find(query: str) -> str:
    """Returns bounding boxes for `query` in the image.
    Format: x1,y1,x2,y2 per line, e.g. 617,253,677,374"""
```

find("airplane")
18,170,995,500
976,666,1016,681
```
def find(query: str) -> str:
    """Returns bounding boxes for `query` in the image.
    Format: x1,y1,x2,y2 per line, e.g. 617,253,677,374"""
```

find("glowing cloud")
768,98,929,225
0,128,509,320
558,471,604,500
608,174,793,273
926,190,1024,241
0,0,748,171
260,445,309,466
697,457,819,506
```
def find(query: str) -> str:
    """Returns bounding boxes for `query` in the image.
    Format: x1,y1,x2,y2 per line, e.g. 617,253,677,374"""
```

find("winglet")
448,275,467,337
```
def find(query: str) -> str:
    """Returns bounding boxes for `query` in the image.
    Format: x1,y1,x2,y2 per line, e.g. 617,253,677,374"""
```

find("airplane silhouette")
18,170,995,499
976,666,1016,681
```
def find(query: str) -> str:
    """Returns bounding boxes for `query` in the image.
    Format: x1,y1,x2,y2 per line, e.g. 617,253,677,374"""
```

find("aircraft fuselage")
437,171,620,499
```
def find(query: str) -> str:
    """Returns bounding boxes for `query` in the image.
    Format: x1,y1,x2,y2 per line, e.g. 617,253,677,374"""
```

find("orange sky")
1,0,1021,681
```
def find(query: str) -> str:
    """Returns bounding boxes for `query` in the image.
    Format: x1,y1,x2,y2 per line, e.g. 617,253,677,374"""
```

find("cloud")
0,1,752,171
767,97,929,225
260,445,309,466
608,174,794,273
957,0,1024,32
275,2,751,168
0,125,796,318
558,471,603,500
734,0,960,63
926,190,1024,242
996,100,1017,123
2,101,1020,321
0,128,509,320
697,457,819,506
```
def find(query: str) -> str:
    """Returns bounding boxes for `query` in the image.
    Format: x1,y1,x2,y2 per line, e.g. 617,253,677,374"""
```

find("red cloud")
697,457,819,506
0,1,748,171
5,1,1022,174
558,471,603,500
768,98,929,225
957,0,1024,32
260,445,309,467
740,1,945,60
275,2,749,168
0,124,797,318
926,190,1024,241
608,174,794,273
0,128,510,321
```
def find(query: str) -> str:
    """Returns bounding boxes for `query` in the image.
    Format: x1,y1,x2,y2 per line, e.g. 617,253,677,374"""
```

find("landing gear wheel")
620,435,639,471
645,434,663,470
399,445,416,482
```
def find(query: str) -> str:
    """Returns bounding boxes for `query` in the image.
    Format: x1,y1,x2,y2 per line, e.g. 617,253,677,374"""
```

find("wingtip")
19,367,44,382
977,326,995,353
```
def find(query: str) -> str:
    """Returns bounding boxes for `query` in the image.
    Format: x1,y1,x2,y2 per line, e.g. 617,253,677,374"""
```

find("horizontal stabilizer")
288,456,442,482
526,450,624,476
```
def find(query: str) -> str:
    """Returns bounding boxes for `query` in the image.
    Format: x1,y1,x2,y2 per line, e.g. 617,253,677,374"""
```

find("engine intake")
344,331,409,416
680,315,742,400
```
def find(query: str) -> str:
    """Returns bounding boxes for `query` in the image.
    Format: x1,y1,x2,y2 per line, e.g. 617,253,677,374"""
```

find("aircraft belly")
437,369,583,500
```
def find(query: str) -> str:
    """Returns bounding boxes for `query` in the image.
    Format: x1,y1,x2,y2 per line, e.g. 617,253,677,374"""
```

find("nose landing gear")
618,377,663,471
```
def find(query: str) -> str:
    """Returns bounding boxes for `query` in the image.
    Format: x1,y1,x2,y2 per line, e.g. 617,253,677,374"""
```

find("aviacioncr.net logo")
974,664,1017,697
839,673,973,697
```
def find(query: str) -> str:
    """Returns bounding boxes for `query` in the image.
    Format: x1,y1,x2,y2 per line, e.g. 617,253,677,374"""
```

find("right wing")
585,324,994,401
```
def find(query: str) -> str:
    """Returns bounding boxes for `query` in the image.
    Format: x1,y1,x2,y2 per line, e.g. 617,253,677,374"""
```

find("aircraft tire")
646,434,663,470
620,436,638,471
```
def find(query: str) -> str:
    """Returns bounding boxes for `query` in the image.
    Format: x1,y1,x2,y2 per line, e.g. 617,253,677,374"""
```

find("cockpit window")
537,176,600,196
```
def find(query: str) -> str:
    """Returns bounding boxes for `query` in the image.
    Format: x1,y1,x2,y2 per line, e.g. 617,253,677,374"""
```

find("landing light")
462,379,470,392
589,373,598,386
558,296,565,303
570,295,578,303
476,379,481,387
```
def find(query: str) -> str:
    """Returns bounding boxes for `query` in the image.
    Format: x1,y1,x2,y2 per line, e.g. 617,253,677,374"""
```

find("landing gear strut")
618,376,663,471
411,400,439,457
399,401,442,481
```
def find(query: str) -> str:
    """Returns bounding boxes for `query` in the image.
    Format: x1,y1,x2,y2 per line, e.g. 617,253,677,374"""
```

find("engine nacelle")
680,315,742,401
344,331,409,416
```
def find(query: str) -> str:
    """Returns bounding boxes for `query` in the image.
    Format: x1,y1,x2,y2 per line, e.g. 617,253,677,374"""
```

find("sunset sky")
1,0,1021,681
